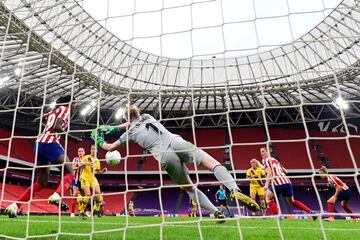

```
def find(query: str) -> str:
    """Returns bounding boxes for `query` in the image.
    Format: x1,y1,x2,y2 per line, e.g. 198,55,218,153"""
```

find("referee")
215,185,233,217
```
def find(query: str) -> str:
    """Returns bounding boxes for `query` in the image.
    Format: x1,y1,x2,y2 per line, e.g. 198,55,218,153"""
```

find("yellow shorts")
80,177,99,189
250,185,265,196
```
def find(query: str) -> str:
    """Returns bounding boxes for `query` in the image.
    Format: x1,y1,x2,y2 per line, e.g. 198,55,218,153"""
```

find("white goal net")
0,0,359,239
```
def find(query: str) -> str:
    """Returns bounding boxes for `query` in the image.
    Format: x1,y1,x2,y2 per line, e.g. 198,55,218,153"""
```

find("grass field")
0,215,359,240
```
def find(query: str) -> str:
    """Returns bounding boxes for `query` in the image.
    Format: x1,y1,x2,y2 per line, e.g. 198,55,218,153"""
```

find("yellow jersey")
80,154,100,181
246,167,264,187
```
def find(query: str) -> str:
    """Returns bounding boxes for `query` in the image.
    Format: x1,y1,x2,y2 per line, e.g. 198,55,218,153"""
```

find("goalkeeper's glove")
90,129,105,147
98,125,120,135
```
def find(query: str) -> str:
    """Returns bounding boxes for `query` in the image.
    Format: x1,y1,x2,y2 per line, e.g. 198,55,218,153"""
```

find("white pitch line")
0,218,359,232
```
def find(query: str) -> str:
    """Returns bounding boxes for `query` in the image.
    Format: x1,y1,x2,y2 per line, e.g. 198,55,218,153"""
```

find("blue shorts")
34,142,64,165
71,179,81,189
269,183,294,198
337,189,352,202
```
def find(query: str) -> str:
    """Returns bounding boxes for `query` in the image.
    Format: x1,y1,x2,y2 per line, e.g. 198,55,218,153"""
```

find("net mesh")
0,0,359,239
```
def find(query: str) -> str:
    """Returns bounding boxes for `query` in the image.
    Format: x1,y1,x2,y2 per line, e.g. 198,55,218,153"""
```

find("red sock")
268,200,279,215
292,200,311,213
17,182,43,207
327,202,335,218
343,205,356,219
71,201,76,213
56,173,74,196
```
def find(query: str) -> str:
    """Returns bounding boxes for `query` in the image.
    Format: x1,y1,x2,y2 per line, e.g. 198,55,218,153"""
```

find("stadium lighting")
90,100,96,107
80,105,91,116
14,67,22,76
49,100,56,109
334,97,349,110
0,76,10,86
114,108,124,120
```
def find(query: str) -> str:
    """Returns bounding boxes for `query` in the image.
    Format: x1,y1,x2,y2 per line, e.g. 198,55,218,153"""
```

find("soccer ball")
105,150,121,166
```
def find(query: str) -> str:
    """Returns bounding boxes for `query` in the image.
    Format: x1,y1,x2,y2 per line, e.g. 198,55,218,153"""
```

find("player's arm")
98,132,128,151
215,191,219,202
246,169,252,179
95,160,107,174
263,166,272,191
281,165,288,174
72,158,79,170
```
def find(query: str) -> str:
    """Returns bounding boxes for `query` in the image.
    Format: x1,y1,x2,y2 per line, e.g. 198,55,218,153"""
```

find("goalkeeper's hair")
124,105,141,120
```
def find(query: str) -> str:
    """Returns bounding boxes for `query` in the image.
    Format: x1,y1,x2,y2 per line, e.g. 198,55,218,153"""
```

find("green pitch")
0,215,359,240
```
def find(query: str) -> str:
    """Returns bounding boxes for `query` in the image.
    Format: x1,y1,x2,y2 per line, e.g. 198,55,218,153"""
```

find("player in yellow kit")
128,200,135,217
78,145,107,219
246,159,266,216
190,199,198,217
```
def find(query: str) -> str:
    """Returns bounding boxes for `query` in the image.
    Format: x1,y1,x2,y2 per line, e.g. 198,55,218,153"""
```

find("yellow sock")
80,197,89,214
261,200,267,216
94,195,103,212
77,195,83,213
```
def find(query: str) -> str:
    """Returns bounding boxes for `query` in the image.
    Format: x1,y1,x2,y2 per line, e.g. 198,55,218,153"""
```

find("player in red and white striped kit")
319,166,357,222
260,147,316,220
5,95,82,218
70,147,85,217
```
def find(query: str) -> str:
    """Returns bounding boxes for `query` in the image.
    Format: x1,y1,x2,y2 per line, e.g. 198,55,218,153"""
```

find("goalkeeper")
92,105,260,222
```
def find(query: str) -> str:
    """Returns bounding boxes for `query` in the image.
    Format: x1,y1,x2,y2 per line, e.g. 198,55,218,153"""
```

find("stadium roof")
0,0,359,125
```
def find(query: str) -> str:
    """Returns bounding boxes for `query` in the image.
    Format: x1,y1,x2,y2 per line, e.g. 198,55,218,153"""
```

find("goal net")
0,0,359,239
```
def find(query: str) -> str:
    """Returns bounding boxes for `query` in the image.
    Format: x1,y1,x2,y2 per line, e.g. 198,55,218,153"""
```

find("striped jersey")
36,106,70,144
262,157,291,186
327,175,349,191
72,156,82,181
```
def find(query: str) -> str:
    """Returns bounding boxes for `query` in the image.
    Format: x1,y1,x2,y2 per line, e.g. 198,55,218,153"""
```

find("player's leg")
259,194,267,216
46,143,74,210
162,151,224,221
249,187,257,216
5,144,49,218
325,195,336,221
266,189,279,215
79,180,91,219
201,153,260,212
285,184,311,214
70,184,80,217
222,201,232,217
340,192,356,220
92,179,103,216
171,136,259,212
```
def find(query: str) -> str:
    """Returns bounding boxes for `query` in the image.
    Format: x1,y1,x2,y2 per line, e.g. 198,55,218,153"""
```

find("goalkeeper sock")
261,200,267,216
17,182,43,207
187,188,218,213
212,165,238,191
56,173,74,196
268,200,279,215
342,205,356,219
292,200,311,213
327,202,335,218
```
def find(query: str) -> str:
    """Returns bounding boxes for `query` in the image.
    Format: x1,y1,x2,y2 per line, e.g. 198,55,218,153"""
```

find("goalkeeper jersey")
117,114,178,161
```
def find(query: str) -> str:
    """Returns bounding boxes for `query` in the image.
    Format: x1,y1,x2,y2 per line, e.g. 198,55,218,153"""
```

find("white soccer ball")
105,150,121,166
